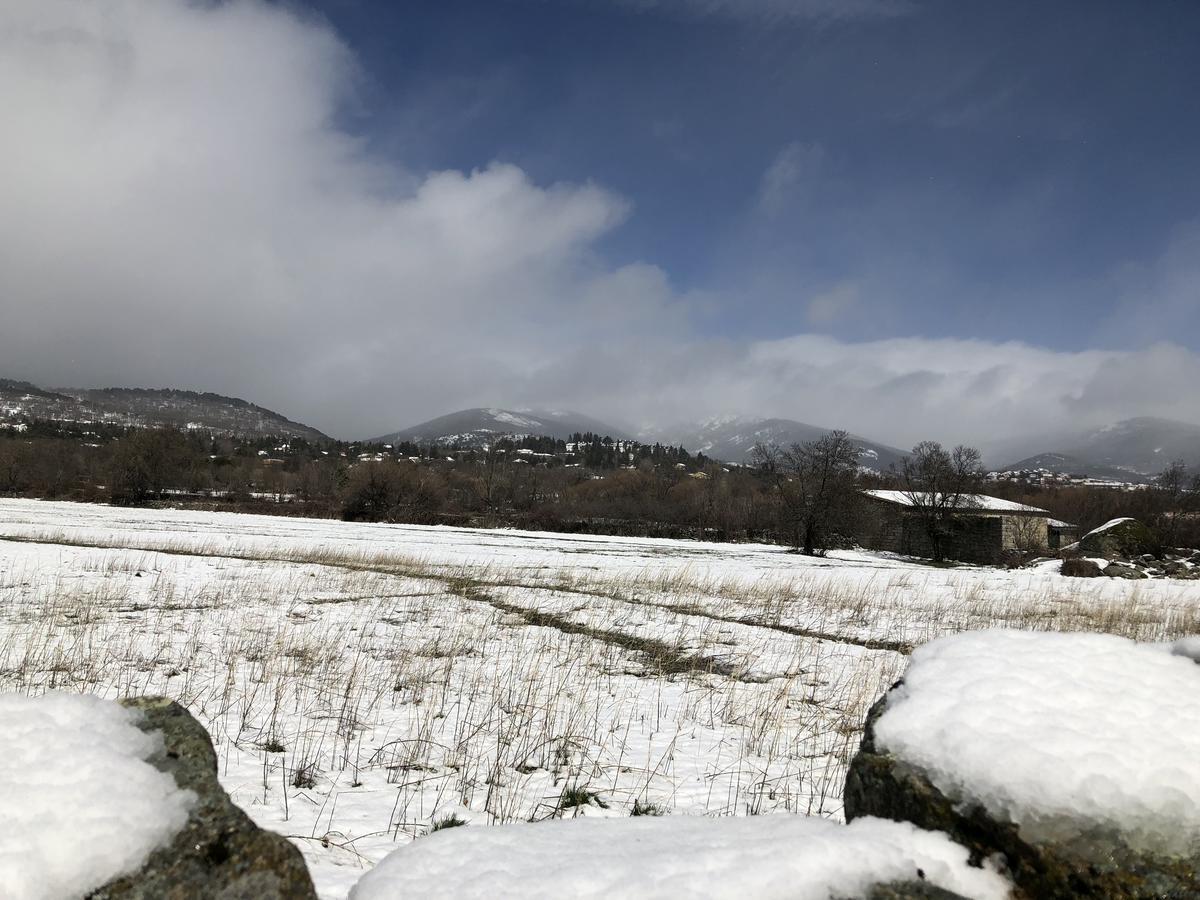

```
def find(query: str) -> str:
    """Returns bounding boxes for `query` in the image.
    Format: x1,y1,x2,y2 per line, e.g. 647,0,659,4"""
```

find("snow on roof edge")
863,489,1048,514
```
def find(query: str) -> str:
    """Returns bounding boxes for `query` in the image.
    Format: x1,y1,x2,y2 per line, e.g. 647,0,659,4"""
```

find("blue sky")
309,0,1200,349
2,0,1199,445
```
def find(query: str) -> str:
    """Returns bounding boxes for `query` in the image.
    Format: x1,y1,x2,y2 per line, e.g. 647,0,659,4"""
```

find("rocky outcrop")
1062,522,1200,580
1078,518,1160,560
845,687,1200,900
89,698,316,900
1061,550,1200,580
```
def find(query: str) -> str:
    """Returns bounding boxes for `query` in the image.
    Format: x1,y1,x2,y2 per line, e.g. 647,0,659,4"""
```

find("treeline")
2,419,1198,552
985,464,1200,550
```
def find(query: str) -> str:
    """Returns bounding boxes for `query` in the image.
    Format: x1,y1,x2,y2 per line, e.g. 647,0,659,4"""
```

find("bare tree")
1009,514,1049,553
0,442,25,494
899,441,984,562
752,430,862,555
1151,460,1200,548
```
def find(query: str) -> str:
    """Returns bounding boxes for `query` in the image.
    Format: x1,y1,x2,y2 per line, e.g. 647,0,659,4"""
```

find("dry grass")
0,514,1196,893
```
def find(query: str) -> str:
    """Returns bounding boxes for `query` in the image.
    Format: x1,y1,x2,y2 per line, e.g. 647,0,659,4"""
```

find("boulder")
1103,562,1148,580
1078,518,1159,560
89,698,316,900
844,687,1200,900
1060,557,1104,578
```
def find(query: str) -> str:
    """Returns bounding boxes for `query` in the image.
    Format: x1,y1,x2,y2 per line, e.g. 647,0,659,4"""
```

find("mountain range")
1001,417,1200,480
640,415,910,472
380,408,909,472
0,379,329,442
5,376,1199,479
373,408,629,445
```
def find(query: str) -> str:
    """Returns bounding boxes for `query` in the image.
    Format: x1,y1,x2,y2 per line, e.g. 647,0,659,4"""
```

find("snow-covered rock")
845,630,1200,898
1078,517,1159,559
349,815,1011,900
92,697,317,899
1172,636,1200,664
0,692,194,900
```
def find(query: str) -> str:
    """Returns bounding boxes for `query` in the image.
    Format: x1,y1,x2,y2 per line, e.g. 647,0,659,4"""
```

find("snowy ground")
0,498,1197,898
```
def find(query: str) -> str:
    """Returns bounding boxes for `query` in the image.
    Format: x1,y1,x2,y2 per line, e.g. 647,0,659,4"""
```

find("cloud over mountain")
1,0,1198,452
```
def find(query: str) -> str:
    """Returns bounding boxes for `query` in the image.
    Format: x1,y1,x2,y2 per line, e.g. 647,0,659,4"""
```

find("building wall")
857,500,907,554
1001,514,1050,553
856,497,1048,563
1048,525,1079,551
902,514,1004,564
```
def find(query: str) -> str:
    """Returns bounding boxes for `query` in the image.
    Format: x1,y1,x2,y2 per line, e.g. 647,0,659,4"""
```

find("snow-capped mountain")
1002,417,1200,477
997,452,1154,484
374,408,630,445
642,416,909,471
0,379,329,441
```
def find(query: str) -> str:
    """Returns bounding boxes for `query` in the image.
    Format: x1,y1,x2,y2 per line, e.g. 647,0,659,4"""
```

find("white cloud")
1,0,1198,453
0,0,667,435
757,141,824,215
574,334,1200,456
805,281,859,325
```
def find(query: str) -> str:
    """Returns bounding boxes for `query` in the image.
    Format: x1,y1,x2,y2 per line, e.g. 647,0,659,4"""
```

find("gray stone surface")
861,881,973,899
88,697,316,900
1103,562,1149,580
1060,557,1104,578
845,686,1200,900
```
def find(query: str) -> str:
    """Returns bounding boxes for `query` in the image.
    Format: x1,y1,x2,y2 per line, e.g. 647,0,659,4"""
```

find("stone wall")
904,515,1004,565
857,500,907,555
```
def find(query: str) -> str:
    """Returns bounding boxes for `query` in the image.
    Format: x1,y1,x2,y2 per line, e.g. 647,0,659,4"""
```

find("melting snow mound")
0,692,194,900
350,814,1011,900
873,630,1200,854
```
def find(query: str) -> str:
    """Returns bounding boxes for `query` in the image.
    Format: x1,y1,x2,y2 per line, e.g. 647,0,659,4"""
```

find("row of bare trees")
4,421,1198,555
750,433,986,561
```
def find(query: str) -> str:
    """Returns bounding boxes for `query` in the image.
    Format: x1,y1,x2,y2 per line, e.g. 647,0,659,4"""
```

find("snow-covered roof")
863,489,1048,514
1046,518,1076,529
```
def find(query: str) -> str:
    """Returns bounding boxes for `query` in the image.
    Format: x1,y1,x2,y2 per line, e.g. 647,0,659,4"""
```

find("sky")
2,0,1199,451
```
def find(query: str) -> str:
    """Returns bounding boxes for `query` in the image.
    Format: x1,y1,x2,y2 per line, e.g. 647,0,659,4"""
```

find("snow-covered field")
1,498,1197,898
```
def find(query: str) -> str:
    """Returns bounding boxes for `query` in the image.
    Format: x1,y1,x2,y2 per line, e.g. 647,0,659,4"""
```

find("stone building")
1047,518,1080,550
856,490,1063,564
